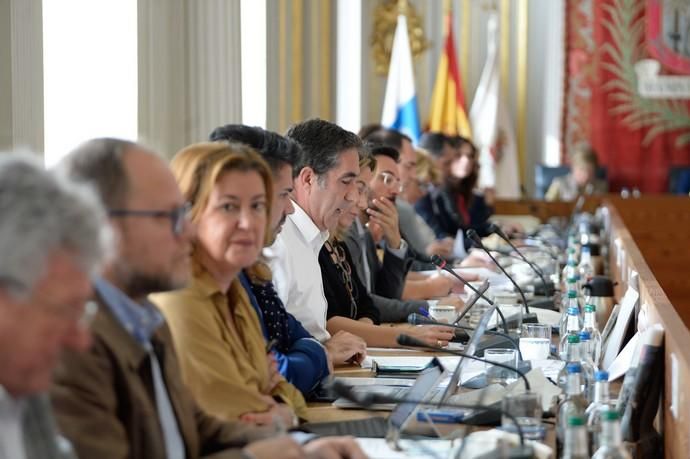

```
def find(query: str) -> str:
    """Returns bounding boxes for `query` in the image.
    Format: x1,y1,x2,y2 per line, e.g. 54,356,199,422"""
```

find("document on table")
355,438,459,459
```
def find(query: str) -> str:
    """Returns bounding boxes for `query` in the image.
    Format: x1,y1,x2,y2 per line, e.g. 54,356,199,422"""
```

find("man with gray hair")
0,154,112,459
51,138,366,459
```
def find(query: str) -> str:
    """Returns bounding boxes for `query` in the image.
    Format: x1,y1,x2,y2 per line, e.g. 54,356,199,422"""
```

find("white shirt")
264,201,331,342
0,386,26,459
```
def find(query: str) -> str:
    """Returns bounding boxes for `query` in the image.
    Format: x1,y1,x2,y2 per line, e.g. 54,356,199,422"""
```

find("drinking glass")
519,324,551,361
484,348,518,386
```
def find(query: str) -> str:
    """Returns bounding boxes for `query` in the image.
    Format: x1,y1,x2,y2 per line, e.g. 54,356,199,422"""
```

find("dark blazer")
239,272,329,396
343,223,427,323
414,187,493,249
318,239,380,324
51,294,276,459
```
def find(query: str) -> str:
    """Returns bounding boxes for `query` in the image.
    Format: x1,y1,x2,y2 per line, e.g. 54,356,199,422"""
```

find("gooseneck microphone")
487,223,554,298
407,313,523,361
429,254,510,334
327,379,531,451
465,229,531,315
396,334,530,391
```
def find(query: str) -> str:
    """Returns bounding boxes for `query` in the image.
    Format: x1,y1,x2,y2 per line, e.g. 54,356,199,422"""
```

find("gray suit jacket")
22,395,76,459
343,223,427,323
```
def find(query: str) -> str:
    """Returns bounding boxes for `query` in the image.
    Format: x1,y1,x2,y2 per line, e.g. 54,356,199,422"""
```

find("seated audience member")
151,142,307,426
209,124,329,396
319,150,455,347
415,133,493,253
52,138,364,459
264,119,368,364
545,145,608,201
345,143,465,307
0,155,111,459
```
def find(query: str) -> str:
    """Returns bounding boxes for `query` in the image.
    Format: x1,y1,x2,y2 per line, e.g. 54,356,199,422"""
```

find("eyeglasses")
109,202,192,236
378,172,402,191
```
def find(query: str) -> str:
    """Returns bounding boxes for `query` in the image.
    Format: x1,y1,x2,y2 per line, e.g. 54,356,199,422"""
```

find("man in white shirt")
265,119,367,365
0,155,112,459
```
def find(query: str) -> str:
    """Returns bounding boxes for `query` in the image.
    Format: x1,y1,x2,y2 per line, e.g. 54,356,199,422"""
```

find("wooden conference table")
305,195,690,458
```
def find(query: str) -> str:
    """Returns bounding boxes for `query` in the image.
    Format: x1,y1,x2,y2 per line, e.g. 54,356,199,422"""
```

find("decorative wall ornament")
371,0,429,76
602,0,690,146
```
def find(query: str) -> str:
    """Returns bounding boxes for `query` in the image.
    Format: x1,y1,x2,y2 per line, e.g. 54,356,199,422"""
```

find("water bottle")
563,416,590,459
582,304,602,365
559,301,582,354
587,370,612,454
558,363,588,445
578,245,594,284
577,331,597,400
592,410,632,458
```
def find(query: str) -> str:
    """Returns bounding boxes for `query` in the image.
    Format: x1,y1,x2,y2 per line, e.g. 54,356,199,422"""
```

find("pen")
418,306,429,317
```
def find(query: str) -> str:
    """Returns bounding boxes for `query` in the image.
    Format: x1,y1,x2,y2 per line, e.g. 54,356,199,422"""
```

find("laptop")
302,358,445,439
454,279,491,325
438,304,497,403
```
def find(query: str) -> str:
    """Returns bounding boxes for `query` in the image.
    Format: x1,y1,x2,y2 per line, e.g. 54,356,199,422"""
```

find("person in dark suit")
0,155,112,459
51,138,366,459
319,150,454,347
415,133,493,252
343,144,464,322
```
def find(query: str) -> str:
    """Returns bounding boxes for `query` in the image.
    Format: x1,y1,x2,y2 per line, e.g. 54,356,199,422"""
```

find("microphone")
429,254,510,334
396,334,530,391
407,313,470,342
327,379,532,450
487,223,555,298
407,313,523,361
465,229,532,315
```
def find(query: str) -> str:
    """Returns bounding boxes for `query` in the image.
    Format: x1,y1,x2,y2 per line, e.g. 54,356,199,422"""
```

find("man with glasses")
51,138,366,459
0,155,112,459
343,144,463,323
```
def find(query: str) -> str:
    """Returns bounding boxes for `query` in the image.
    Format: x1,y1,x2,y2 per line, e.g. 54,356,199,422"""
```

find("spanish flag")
427,12,472,139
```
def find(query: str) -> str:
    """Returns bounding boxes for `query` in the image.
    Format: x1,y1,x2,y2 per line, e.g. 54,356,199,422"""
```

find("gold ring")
437,340,443,347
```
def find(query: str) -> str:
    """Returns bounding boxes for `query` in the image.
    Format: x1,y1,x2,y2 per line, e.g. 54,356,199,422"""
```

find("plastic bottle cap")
567,334,581,344
602,410,619,421
567,363,582,375
584,304,595,312
568,291,577,298
595,370,609,381
579,330,591,340
567,416,585,426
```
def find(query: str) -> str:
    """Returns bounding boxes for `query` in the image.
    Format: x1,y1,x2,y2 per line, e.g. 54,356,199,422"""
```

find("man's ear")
296,166,316,191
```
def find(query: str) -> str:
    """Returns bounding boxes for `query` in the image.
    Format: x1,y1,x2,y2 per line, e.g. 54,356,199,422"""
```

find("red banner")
563,0,690,193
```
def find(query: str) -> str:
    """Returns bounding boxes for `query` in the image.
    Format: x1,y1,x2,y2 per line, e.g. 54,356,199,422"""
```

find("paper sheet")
355,438,458,459
601,285,639,370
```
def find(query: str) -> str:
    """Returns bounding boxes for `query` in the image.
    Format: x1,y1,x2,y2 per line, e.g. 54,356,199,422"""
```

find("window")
43,0,137,166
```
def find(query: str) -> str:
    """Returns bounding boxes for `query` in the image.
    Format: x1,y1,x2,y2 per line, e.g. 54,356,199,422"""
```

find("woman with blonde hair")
545,146,608,201
150,142,306,427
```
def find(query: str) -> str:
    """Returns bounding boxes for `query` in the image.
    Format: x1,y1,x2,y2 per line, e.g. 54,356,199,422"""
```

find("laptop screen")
454,279,490,324
439,304,497,403
388,357,444,430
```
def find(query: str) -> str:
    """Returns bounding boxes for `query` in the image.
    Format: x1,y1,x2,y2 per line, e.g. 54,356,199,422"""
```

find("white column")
9,0,43,155
240,0,266,128
187,0,242,143
541,0,564,166
336,0,362,132
138,0,189,157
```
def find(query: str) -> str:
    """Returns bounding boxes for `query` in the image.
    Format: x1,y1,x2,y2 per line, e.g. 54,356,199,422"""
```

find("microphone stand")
466,229,532,316
430,254,510,335
396,334,531,391
407,313,523,362
488,223,554,298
